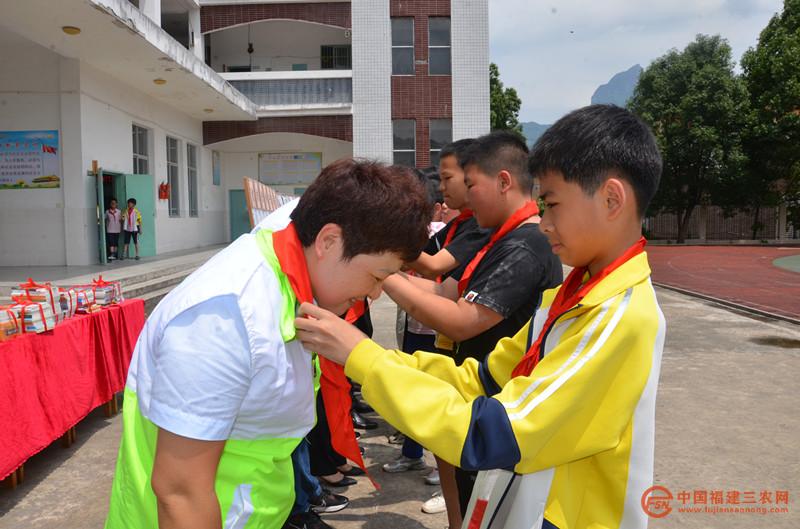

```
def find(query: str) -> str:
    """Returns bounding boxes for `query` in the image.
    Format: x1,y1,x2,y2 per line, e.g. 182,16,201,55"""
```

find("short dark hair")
127,198,137,205
528,105,662,217
416,166,443,205
460,131,532,193
439,138,476,168
110,197,117,203
291,158,431,262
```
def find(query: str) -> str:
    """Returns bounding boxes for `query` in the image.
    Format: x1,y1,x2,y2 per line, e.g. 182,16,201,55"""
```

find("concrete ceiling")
0,0,256,122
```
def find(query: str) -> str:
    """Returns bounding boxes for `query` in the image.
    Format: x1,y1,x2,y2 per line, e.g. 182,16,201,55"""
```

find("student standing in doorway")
123,197,143,260
106,198,122,261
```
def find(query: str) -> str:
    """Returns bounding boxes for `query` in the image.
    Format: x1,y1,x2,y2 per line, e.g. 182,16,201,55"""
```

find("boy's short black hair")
110,197,117,203
127,198,137,205
416,166,443,206
528,104,662,217
439,138,477,168
460,131,532,193
291,158,430,262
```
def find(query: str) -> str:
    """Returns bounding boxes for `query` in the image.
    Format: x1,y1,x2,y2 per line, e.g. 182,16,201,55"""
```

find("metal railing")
222,71,352,108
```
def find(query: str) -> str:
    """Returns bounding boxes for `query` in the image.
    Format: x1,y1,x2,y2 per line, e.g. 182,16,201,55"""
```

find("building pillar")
351,0,392,163
697,205,707,241
59,57,94,266
451,0,489,140
777,203,788,240
189,7,203,61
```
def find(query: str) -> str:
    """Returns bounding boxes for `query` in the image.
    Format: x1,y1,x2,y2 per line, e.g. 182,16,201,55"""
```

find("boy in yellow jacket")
296,105,665,529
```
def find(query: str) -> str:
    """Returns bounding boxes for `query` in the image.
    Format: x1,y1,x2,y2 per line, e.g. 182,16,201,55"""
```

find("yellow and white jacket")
346,252,665,529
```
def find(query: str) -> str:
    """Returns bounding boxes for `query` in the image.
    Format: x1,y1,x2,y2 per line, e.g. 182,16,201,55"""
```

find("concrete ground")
1,289,798,528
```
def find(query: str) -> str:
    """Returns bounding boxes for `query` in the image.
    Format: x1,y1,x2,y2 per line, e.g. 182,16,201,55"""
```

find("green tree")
741,0,800,238
629,35,750,242
490,63,523,133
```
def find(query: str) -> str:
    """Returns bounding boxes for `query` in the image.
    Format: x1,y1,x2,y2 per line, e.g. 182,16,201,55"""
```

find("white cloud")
490,0,784,123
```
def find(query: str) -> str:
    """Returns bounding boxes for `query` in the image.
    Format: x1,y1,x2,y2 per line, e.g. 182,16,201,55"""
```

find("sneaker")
425,469,440,486
134,255,140,260
283,511,334,529
382,455,426,473
310,488,349,514
108,255,116,261
421,491,447,514
387,431,406,445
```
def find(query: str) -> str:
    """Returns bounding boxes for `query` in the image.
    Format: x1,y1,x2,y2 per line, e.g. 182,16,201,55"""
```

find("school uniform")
344,249,665,529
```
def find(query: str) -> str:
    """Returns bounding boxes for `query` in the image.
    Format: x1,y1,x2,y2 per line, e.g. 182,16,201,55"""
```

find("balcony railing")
221,70,352,113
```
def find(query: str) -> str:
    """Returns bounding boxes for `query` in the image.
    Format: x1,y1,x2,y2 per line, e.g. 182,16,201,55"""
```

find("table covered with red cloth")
0,299,145,480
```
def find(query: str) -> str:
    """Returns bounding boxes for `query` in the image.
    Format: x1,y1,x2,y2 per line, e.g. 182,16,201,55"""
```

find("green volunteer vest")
105,230,316,529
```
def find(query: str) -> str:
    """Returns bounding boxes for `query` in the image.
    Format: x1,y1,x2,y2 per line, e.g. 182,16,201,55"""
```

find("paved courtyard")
1,286,798,528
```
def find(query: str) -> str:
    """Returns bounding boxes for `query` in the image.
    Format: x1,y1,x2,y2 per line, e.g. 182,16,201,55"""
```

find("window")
167,136,180,217
187,143,198,217
428,17,451,75
429,119,453,167
391,18,414,75
321,45,352,70
393,120,416,167
132,125,149,174
212,151,221,186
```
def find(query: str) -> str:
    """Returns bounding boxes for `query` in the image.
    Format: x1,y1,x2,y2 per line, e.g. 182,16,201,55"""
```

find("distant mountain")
521,121,551,147
591,64,643,107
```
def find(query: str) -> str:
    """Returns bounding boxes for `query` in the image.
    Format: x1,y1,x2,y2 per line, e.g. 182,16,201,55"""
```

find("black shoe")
352,398,373,414
319,475,357,488
310,488,349,513
351,410,378,430
339,465,366,477
283,511,335,529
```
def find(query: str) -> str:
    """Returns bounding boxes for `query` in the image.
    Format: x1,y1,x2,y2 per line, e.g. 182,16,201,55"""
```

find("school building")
0,0,489,266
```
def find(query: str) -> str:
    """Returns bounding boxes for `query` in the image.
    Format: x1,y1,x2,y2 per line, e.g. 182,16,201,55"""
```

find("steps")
0,246,222,313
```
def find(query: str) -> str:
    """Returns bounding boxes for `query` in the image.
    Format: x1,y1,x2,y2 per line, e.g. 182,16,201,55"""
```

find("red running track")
646,245,800,321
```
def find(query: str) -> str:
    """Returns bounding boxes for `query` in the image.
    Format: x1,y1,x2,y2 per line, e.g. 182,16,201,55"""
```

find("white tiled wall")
351,0,393,163
452,0,490,140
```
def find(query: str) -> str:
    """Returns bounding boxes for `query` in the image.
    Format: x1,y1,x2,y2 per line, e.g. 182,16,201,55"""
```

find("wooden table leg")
16,465,24,485
4,469,18,489
104,399,113,417
61,427,76,448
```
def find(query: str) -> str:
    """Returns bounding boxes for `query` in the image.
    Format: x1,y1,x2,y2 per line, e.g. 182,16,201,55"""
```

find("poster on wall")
258,152,322,189
0,130,60,189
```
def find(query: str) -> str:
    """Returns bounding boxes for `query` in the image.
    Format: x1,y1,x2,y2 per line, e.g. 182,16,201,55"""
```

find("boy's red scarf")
511,237,647,378
443,209,474,247
457,201,540,295
272,223,375,486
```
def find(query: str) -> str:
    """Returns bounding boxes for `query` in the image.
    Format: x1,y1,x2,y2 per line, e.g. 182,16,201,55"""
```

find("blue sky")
489,0,785,123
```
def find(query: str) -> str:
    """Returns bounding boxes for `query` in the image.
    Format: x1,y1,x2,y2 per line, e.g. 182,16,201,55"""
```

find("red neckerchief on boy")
443,209,474,247
272,223,375,486
457,201,540,295
511,237,647,378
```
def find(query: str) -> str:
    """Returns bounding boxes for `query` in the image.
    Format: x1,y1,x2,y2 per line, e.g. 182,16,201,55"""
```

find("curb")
653,282,800,326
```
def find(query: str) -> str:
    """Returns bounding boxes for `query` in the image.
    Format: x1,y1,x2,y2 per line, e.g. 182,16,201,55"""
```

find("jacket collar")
576,252,652,308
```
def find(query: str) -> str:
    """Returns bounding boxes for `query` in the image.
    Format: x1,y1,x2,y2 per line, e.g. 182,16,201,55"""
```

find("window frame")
393,119,416,168
166,136,181,218
187,143,199,218
320,44,352,70
429,119,453,168
428,17,451,76
391,17,415,76
132,124,149,175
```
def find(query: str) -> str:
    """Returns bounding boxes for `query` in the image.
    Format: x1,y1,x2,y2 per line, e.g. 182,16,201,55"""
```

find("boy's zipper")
534,304,583,360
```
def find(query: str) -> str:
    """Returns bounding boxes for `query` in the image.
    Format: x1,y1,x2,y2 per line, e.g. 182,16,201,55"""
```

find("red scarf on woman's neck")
272,223,375,486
